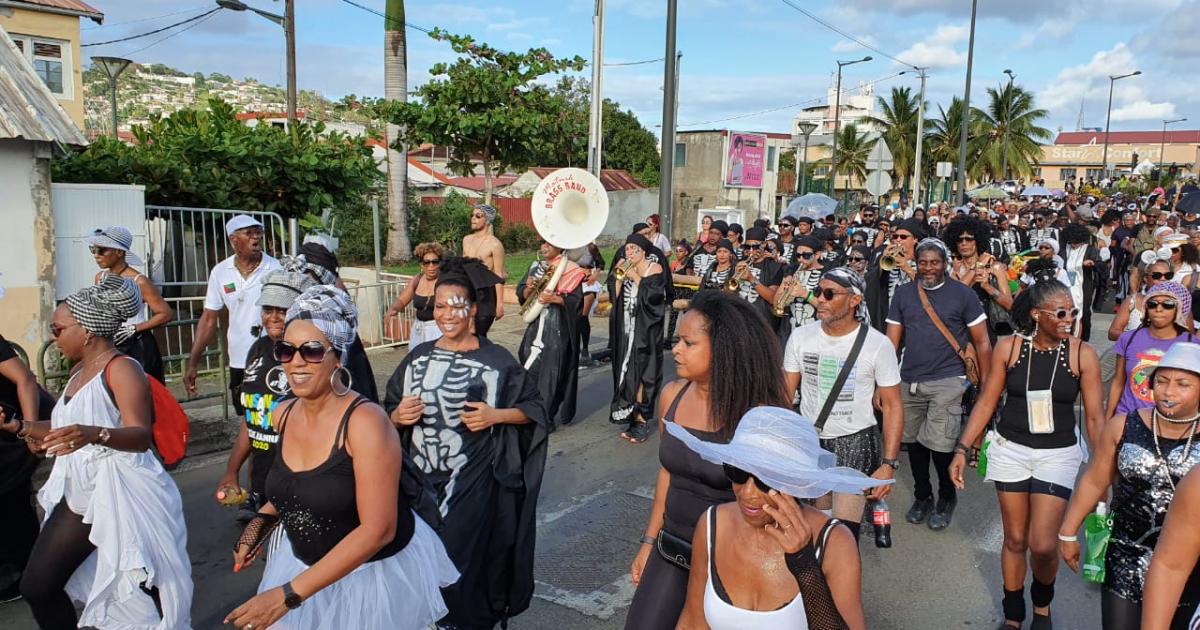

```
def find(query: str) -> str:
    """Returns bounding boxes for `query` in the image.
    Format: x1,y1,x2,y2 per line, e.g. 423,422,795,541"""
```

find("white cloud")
1111,100,1177,122
1037,43,1175,128
893,23,967,69
832,36,877,53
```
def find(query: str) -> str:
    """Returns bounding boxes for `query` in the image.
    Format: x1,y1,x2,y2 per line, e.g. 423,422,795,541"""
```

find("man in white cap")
184,215,280,416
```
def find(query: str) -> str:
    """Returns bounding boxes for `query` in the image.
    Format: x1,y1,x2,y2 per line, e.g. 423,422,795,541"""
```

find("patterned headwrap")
1145,281,1193,329
915,237,951,262
65,272,142,339
281,254,337,286
474,203,497,224
822,266,871,326
285,285,358,365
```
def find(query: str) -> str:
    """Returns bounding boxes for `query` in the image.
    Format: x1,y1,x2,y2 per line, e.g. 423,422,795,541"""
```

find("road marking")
627,485,655,500
534,576,637,620
538,483,616,526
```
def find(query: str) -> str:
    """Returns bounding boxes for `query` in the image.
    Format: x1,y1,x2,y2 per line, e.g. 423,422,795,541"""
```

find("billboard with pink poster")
724,131,766,189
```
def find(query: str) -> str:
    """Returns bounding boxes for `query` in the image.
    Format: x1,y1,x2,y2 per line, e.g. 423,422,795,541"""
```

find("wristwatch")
880,457,901,470
98,427,111,445
282,581,303,609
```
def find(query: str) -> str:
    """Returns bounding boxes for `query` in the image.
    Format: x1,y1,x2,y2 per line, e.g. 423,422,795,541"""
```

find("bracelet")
953,442,972,455
15,418,29,439
641,534,656,546
1057,533,1078,543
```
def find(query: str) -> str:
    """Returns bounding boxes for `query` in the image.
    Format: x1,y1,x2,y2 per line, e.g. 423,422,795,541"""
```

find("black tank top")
998,338,1080,449
266,396,415,566
660,383,735,540
412,277,435,321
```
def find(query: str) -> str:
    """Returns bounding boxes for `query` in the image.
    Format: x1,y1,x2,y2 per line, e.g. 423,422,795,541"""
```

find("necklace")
1151,409,1200,492
1155,407,1200,425
235,256,262,278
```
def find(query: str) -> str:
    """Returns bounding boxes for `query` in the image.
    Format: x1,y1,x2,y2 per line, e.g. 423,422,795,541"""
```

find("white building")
792,76,883,137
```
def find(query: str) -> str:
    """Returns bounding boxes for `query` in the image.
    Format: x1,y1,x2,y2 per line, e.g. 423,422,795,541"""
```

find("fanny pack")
656,528,692,570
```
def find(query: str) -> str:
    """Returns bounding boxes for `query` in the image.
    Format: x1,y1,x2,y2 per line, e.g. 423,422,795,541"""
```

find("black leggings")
21,501,163,629
1102,589,1198,630
578,311,592,357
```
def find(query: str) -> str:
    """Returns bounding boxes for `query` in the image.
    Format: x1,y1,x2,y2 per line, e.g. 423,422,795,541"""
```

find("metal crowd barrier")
341,274,416,351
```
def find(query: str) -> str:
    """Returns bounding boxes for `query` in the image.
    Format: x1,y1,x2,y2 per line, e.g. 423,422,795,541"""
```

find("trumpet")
880,245,905,271
773,274,796,317
613,259,636,282
726,261,750,292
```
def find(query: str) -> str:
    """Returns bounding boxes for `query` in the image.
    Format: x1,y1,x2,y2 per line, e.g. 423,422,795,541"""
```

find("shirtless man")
462,203,507,336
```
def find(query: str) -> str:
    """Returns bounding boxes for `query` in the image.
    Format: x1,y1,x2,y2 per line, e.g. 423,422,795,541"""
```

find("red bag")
102,359,190,469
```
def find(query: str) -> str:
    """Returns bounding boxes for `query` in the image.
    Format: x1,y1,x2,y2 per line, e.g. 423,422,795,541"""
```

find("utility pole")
1001,69,1015,182
795,121,817,196
1102,70,1142,180
831,56,871,206
657,0,679,240
912,67,927,207
586,0,606,176
284,0,297,124
1160,117,1187,183
93,56,132,139
955,0,978,205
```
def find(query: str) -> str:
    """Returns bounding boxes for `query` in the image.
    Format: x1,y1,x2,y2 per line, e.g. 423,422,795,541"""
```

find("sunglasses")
779,223,794,229
88,245,113,255
816,288,847,301
49,322,78,338
1149,271,1175,281
723,463,772,493
1147,299,1178,311
797,251,815,260
421,258,442,266
893,233,913,241
849,256,867,263
1040,307,1080,320
273,340,335,364
744,243,764,250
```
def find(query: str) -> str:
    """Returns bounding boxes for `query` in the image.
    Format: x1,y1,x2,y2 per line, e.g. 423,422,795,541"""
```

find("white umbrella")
784,193,838,221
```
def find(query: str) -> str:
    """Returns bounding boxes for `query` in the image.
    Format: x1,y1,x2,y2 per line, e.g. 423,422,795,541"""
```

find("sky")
79,0,1200,139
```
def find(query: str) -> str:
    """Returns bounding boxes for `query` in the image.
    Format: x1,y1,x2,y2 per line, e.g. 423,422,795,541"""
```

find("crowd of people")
2,185,1200,629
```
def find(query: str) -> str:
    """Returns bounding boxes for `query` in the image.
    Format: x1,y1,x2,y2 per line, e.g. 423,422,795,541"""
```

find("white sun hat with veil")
664,406,893,498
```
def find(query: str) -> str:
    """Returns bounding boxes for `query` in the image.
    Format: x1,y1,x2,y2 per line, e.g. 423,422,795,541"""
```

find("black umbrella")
1178,191,1200,215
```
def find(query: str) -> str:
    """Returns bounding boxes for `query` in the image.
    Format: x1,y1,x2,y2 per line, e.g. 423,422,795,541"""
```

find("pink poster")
725,132,766,189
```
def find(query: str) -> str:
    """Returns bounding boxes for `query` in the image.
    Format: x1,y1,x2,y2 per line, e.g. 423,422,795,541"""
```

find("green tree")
830,123,877,192
385,30,585,202
384,0,412,262
974,83,1052,182
52,99,380,217
924,97,987,185
862,86,923,191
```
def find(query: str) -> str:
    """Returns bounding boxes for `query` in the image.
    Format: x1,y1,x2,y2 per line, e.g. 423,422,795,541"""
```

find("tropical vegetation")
830,123,877,193
862,86,922,191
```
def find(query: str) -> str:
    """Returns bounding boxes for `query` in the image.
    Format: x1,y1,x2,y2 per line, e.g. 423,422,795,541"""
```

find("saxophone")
519,261,556,319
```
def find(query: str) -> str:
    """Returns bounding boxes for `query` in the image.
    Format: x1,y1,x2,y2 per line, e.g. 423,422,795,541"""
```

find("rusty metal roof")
528,167,647,191
1,0,104,23
0,25,87,145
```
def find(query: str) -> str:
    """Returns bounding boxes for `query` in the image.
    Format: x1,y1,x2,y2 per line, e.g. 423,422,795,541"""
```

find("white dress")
37,361,193,630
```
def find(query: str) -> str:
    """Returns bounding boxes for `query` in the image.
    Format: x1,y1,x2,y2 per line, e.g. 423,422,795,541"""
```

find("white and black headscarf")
65,272,142,339
285,285,358,365
822,266,870,326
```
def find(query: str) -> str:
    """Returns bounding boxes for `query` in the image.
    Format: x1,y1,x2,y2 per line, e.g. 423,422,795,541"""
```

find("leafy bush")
328,201,385,265
408,191,474,253
498,222,540,251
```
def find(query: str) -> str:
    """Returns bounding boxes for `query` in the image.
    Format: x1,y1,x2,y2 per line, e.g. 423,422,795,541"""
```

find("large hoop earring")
330,365,352,396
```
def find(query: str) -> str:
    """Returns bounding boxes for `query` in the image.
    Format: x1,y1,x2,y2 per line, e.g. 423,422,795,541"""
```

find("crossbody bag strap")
813,324,869,432
916,283,964,356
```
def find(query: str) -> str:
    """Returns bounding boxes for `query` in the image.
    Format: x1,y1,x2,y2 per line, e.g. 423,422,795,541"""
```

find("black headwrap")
796,236,824,253
631,222,649,234
299,242,339,275
624,232,655,254
895,218,927,239
711,220,729,234
715,239,737,257
745,226,769,242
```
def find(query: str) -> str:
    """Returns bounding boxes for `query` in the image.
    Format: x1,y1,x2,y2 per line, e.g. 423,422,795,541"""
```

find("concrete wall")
0,7,85,128
0,140,56,359
670,131,790,241
601,188,659,240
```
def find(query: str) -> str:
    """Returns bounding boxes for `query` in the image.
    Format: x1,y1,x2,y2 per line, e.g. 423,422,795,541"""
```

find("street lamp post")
1159,117,1186,182
1001,69,1015,182
216,0,296,125
92,56,132,139
795,121,817,196
830,55,871,206
912,67,928,207
955,0,978,205
1101,70,1142,180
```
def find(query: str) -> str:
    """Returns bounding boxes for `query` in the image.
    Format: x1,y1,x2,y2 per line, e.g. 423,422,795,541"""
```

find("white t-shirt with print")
204,254,281,368
783,321,901,438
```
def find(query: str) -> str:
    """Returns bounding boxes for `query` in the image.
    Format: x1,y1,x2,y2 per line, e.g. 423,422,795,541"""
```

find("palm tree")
974,83,1052,182
831,123,876,193
384,0,411,263
861,86,922,191
924,97,988,189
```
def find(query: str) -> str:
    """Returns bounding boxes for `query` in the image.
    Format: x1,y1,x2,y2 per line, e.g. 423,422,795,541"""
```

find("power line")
674,71,907,128
83,5,211,31
118,11,220,58
776,0,917,69
338,0,432,33
604,57,664,67
82,8,221,47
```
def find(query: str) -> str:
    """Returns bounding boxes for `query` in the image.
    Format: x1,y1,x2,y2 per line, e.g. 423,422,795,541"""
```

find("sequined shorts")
820,426,882,476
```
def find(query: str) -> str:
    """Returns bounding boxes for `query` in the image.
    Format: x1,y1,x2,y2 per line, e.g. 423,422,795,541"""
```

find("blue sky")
82,0,1200,138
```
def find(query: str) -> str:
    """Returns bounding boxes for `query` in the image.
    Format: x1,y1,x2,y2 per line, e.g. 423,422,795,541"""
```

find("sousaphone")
523,168,610,323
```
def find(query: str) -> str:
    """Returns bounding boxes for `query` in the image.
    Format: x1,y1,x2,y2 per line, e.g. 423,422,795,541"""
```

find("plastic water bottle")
1082,502,1112,584
872,499,892,548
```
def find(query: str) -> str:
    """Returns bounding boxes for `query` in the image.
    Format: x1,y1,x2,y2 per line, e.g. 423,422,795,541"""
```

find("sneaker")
622,420,654,444
905,497,934,524
1030,613,1052,630
927,497,957,530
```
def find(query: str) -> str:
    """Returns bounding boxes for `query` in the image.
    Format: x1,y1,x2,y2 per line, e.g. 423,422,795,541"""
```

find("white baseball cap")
225,214,264,237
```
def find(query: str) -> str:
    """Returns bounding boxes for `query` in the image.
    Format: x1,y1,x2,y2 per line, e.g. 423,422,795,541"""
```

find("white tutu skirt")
258,513,459,630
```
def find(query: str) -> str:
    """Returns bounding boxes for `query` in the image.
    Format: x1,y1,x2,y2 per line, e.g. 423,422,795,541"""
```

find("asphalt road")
0,313,1117,630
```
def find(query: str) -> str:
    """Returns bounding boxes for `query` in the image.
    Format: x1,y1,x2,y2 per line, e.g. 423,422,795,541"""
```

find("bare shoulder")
486,234,505,254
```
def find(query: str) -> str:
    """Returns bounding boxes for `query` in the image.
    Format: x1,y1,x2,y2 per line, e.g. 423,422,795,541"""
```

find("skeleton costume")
608,234,668,428
385,331,547,629
698,240,738,293
517,255,586,429
864,219,925,333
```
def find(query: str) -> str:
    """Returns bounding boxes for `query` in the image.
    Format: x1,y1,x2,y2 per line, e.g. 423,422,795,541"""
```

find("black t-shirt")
239,336,290,494
886,280,985,383
0,339,52,490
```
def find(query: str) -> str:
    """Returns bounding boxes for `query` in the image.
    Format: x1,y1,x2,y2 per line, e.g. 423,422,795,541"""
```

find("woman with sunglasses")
384,261,547,629
85,226,174,383
6,275,193,629
626,291,789,630
1059,341,1200,629
946,217,1013,341
697,215,714,249
949,279,1105,629
1164,233,1199,291
673,406,890,630
1107,281,1194,423
227,285,457,630
385,242,446,347
847,244,871,278
1109,259,1175,341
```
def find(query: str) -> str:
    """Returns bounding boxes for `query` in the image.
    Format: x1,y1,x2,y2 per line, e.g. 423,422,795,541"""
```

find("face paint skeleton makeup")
448,295,470,320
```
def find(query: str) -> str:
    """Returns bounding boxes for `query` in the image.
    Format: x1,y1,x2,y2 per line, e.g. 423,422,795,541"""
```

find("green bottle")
1082,502,1112,584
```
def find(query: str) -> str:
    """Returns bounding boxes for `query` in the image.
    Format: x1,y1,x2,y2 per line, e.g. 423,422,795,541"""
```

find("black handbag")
656,528,692,570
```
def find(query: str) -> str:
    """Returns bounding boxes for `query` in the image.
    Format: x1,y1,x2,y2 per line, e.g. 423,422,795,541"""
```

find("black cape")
607,271,668,424
384,337,547,628
516,262,583,430
462,258,505,337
